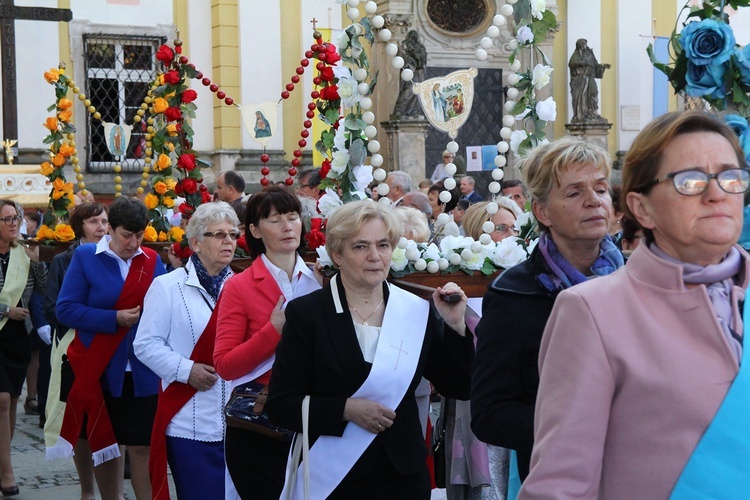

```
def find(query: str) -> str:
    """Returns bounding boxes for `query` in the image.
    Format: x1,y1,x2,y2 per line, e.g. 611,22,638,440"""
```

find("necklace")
0,253,8,266
349,298,384,326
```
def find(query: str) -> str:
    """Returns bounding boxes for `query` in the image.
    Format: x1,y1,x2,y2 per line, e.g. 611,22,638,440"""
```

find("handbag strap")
284,395,311,500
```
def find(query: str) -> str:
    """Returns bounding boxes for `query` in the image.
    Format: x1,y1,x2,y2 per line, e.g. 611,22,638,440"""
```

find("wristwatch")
0,304,8,319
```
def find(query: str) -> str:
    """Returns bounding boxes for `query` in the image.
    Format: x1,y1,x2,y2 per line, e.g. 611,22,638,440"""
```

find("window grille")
83,34,166,173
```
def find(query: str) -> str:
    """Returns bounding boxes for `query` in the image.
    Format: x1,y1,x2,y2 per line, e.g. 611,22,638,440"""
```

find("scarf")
190,254,231,302
536,233,624,293
651,243,743,361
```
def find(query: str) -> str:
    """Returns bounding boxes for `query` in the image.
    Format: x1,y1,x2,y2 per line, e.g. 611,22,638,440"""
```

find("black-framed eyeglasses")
494,224,517,234
0,216,21,226
641,168,750,196
203,230,241,241
298,184,317,189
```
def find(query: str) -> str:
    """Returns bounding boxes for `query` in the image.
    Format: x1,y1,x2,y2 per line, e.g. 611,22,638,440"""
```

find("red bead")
298,139,307,147
305,50,314,58
202,78,211,86
316,62,325,71
310,43,318,51
288,168,298,176
260,154,270,164
313,77,322,86
318,53,327,62
291,75,300,83
307,102,316,111
224,97,234,105
285,177,294,186
316,38,323,45
199,184,208,192
301,130,309,138
217,90,226,99
261,167,270,176
180,56,188,64
303,120,312,129
281,91,290,99
306,110,315,119
209,84,219,92
188,64,196,69
293,149,302,158
301,59,310,68
295,67,304,76
260,177,269,187
291,158,301,167
175,46,182,54
196,72,203,79
311,90,320,99
286,83,295,92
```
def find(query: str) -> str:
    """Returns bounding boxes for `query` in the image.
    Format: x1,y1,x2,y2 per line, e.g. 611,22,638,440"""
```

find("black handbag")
432,416,446,488
59,353,75,402
224,380,293,442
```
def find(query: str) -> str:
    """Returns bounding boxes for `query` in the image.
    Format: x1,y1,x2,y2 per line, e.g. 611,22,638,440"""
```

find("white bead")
414,259,427,271
507,73,520,85
364,1,377,14
385,43,398,56
364,125,377,138
437,212,450,225
470,241,483,253
480,37,493,49
447,141,459,153
397,237,408,249
445,163,457,176
406,247,420,261
489,181,501,194
502,115,515,127
492,15,507,27
368,140,380,152
507,88,519,99
494,156,507,168
351,47,362,58
377,182,390,196
460,248,473,261
443,177,456,190
508,39,519,50
508,0,518,4
353,68,368,81
371,15,385,28
500,4,514,16
497,141,509,154
360,97,372,109
487,25,500,38
347,0,358,7
347,7,359,20
370,154,384,167
486,202,499,215
378,29,392,42
504,101,516,112
482,220,496,233
500,127,512,139
392,56,405,69
479,233,492,245
438,191,452,204
357,82,370,95
475,48,488,61
510,60,522,72
351,23,362,36
401,68,414,81
449,253,462,266
373,168,387,181
427,260,441,273
362,111,375,124
378,196,392,206
437,258,449,270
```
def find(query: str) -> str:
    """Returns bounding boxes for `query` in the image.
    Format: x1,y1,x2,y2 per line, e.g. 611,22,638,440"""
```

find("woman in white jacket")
135,202,239,500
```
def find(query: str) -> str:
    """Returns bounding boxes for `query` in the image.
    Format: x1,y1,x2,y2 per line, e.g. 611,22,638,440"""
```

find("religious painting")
103,123,132,158
413,68,478,138
240,101,277,146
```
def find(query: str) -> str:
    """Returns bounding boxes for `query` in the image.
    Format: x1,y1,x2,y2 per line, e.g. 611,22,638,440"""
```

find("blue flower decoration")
725,114,750,162
733,45,750,86
680,19,735,67
685,61,728,98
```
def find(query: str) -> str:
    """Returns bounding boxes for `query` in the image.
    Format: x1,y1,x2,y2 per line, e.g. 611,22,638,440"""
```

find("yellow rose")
157,74,165,85
155,153,172,172
165,177,177,191
44,117,58,131
143,225,158,242
144,193,159,210
154,181,168,195
40,162,55,176
35,225,53,241
52,153,66,167
168,226,185,243
163,196,175,208
44,68,60,83
158,231,168,242
167,143,175,152
58,144,74,157
153,98,168,114
67,192,76,206
58,110,72,123
53,177,66,191
57,98,73,110
166,124,178,137
53,224,76,243
52,189,64,200
63,181,74,194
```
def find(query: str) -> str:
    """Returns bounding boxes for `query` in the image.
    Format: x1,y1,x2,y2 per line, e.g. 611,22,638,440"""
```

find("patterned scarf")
190,254,231,301
536,232,624,293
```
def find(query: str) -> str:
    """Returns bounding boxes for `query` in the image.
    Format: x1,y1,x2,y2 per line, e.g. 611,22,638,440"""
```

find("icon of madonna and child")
431,82,465,123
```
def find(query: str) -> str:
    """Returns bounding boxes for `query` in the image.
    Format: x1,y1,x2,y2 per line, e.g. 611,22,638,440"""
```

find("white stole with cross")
281,275,429,499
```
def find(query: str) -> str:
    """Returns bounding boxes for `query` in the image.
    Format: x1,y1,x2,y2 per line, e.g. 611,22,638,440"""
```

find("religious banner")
412,68,478,138
103,122,132,158
239,101,277,146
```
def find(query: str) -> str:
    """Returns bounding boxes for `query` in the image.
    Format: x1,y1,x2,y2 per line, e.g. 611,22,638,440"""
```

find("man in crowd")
296,168,322,202
214,171,246,223
501,179,528,212
385,171,412,206
459,175,482,203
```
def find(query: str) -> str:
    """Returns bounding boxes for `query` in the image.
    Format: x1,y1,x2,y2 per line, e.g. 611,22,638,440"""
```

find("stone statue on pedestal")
392,30,426,119
569,39,611,123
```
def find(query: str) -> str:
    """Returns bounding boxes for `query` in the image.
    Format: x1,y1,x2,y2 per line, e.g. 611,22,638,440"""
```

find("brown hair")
69,202,107,239
245,185,304,259
0,199,19,247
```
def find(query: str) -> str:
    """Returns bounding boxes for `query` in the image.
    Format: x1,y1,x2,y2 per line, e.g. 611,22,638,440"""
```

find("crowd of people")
0,109,745,499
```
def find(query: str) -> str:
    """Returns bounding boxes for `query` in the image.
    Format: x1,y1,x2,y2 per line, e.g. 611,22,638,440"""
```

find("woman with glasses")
462,198,522,243
134,202,239,499
0,199,46,496
519,111,750,497
431,150,455,183
471,139,624,496
214,186,321,499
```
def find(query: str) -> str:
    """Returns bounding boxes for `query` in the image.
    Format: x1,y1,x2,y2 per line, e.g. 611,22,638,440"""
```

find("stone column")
564,121,612,153
381,118,430,185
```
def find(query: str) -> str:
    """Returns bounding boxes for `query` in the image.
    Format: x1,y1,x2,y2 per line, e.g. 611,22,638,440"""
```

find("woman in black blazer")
267,199,474,499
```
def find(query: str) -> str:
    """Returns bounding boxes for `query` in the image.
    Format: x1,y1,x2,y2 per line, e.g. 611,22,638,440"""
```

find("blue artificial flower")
685,60,728,99
725,115,750,161
733,45,750,86
680,19,735,67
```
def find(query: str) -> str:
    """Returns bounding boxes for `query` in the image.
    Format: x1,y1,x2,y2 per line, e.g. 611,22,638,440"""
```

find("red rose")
164,70,181,85
325,44,341,65
164,107,182,122
182,178,198,194
320,85,339,101
181,89,198,103
156,45,174,64
172,241,193,259
177,153,196,171
320,66,335,82
174,180,184,195
178,202,195,216
201,190,212,203
320,159,331,179
236,235,250,254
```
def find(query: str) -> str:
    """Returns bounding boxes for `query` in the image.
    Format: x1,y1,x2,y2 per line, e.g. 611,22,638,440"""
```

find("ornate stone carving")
383,13,414,40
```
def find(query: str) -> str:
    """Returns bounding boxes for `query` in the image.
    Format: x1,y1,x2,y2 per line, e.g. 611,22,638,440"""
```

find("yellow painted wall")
211,0,241,149
653,0,679,111
552,0,567,140
601,0,617,155
173,0,189,55
280,0,304,160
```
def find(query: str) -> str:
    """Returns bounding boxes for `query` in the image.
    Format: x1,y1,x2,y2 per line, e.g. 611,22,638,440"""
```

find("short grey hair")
326,199,402,260
402,191,432,216
387,171,412,193
185,201,240,249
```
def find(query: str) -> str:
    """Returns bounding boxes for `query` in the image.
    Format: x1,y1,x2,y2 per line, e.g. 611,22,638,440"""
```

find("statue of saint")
568,39,611,123
392,30,427,118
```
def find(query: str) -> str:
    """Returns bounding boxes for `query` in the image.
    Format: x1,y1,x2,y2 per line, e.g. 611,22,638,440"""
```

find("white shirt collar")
261,253,317,302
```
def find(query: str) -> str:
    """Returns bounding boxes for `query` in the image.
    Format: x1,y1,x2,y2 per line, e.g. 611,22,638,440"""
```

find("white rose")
527,237,539,254
336,32,351,52
318,188,343,218
535,96,557,122
390,247,408,271
491,237,529,268
516,26,533,44
330,149,350,176
333,118,347,151
439,235,464,257
460,246,490,271
337,75,362,108
509,129,528,155
351,164,373,192
531,64,553,90
422,243,441,262
316,246,333,267
530,0,546,20
514,211,535,234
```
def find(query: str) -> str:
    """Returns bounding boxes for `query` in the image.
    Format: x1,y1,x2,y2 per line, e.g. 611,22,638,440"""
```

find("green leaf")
315,140,329,157
182,121,195,137
324,108,340,126
513,1,530,24
348,138,367,167
61,123,76,134
344,114,367,132
480,258,496,275
368,70,378,93
361,17,374,45
183,65,200,79
47,103,56,112
511,100,527,116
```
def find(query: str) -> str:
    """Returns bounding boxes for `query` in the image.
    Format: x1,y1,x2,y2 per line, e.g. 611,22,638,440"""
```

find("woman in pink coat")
520,111,750,498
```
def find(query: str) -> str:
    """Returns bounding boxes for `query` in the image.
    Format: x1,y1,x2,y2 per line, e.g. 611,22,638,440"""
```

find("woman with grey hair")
135,201,239,499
